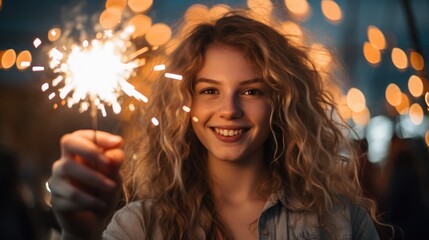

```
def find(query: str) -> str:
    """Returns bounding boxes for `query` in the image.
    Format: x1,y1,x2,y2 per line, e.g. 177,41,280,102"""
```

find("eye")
243,89,263,95
200,88,218,94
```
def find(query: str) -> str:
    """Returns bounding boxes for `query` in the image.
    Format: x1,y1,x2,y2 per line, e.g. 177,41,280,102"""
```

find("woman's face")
191,44,271,164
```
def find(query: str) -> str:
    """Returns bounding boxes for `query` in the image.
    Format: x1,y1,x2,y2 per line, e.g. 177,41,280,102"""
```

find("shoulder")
335,198,380,240
347,202,379,240
103,201,147,239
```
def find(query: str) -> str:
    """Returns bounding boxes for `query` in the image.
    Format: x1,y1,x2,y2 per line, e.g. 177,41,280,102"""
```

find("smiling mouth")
213,127,246,137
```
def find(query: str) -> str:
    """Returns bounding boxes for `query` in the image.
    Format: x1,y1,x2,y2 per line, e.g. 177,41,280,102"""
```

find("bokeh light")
126,15,152,38
363,42,381,65
409,103,424,125
321,0,342,24
0,49,17,69
184,4,210,24
410,51,424,71
408,75,424,97
145,23,172,46
347,88,366,113
128,0,153,13
209,4,231,20
48,28,62,42
352,107,370,126
367,25,386,50
99,8,122,29
338,96,352,120
284,0,310,19
309,43,332,71
366,115,394,163
395,93,410,115
279,21,303,45
16,50,32,70
391,47,408,70
385,83,402,107
106,0,127,11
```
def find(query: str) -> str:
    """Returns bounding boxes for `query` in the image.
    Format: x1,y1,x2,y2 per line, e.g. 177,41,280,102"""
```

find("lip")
210,126,250,143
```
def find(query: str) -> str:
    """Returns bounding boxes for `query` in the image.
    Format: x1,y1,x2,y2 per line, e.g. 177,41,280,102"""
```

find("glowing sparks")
165,73,183,81
33,38,42,48
128,46,149,60
151,117,159,126
45,28,148,115
154,64,166,71
182,105,191,112
48,92,56,100
20,61,31,67
41,83,49,92
32,66,45,71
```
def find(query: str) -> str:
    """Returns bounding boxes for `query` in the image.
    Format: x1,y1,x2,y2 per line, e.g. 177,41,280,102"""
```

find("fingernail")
109,135,122,144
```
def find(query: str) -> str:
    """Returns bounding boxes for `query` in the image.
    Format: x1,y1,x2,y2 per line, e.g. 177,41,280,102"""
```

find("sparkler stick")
90,94,98,143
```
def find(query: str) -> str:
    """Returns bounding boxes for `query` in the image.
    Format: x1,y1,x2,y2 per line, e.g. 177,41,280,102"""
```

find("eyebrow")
195,77,264,86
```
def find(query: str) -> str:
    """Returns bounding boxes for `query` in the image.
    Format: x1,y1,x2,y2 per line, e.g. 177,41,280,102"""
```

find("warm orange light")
128,0,153,13
0,49,17,69
16,50,32,70
309,43,332,69
184,4,210,23
410,51,424,71
145,23,172,46
99,8,122,29
395,93,409,115
321,0,342,24
284,0,310,19
363,42,381,65
280,21,303,45
164,38,180,55
48,28,62,42
352,107,370,126
106,0,127,10
126,15,152,38
367,25,386,50
209,4,231,20
391,47,408,70
409,103,423,125
408,75,424,97
338,96,352,120
347,88,366,113
385,83,402,107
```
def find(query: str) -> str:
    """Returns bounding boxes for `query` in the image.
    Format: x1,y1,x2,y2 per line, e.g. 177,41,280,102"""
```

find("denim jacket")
103,191,379,239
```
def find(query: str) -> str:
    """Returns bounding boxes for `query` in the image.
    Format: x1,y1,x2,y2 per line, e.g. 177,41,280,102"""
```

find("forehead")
196,43,260,81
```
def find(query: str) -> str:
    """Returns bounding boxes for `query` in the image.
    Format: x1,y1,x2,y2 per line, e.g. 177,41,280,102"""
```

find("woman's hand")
48,130,124,240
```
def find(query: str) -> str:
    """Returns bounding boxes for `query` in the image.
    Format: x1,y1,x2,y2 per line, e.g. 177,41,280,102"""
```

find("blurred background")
0,0,428,239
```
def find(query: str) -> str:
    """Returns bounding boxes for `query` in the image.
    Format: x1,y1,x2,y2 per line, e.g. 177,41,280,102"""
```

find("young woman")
49,11,380,240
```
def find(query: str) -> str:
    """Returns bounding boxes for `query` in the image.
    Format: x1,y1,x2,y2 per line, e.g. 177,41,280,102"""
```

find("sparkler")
40,26,150,142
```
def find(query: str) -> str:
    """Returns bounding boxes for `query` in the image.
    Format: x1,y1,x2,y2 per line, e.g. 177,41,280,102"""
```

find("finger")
74,130,123,150
60,133,110,168
49,178,107,211
56,158,117,192
104,148,124,172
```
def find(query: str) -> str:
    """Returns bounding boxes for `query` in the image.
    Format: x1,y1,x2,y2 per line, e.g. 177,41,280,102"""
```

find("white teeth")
214,128,244,137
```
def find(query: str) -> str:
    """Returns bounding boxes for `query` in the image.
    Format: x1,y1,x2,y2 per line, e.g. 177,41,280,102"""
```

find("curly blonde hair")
122,10,377,239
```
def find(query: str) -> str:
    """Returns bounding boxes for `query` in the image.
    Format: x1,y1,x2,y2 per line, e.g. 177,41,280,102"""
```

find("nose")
218,94,243,119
